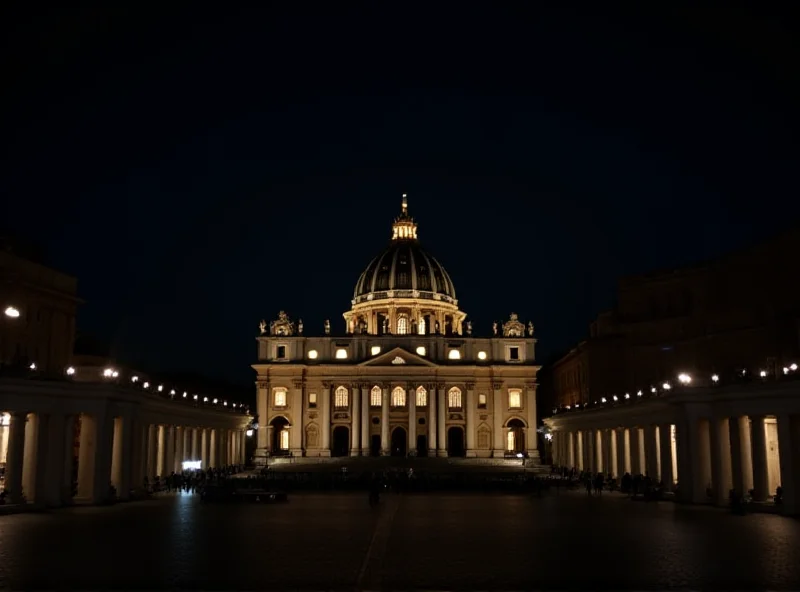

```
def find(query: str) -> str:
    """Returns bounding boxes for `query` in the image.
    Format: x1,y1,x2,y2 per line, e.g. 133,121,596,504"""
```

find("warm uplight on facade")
246,428,254,437
448,349,461,360
308,349,318,359
416,346,426,356
711,374,719,382
4,306,20,318
335,349,348,359
66,366,75,376
678,373,691,384
477,351,487,360
213,398,218,404
143,382,150,389
662,382,672,390
29,362,36,370
157,385,163,392
371,346,381,356
131,376,139,383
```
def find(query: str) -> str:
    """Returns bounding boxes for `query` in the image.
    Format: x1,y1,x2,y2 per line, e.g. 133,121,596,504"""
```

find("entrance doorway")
332,426,349,457
447,426,465,457
507,418,526,453
370,434,381,456
269,416,291,455
391,427,407,457
416,434,428,457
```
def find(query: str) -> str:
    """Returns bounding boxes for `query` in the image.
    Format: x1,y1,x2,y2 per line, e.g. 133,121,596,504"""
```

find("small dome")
353,197,456,304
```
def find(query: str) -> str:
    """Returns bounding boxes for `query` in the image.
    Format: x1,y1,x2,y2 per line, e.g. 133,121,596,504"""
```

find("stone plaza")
1,490,799,589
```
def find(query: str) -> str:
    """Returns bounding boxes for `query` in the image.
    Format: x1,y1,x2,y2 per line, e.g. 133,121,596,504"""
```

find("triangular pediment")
359,346,438,367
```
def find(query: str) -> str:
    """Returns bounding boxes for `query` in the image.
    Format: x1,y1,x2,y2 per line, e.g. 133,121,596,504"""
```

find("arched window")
397,315,409,335
448,387,462,410
416,386,427,407
370,385,382,407
391,386,406,407
418,317,426,335
334,386,349,409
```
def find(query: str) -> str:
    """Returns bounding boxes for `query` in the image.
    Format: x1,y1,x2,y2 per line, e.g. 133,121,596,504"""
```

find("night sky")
3,4,798,386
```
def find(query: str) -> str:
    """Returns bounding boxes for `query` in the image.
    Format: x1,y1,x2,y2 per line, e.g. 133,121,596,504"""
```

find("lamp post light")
4,306,20,318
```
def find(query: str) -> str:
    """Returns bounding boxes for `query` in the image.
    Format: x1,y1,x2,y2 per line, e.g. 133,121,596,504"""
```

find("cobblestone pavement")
1,490,799,589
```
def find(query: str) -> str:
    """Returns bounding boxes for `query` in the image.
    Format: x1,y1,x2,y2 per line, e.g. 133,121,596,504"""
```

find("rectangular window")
478,393,487,409
308,392,317,408
274,388,287,407
280,429,290,450
508,389,522,409
276,345,286,359
509,347,519,360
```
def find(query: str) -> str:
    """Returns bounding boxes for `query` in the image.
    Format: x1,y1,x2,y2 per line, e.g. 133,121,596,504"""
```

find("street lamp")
4,306,20,318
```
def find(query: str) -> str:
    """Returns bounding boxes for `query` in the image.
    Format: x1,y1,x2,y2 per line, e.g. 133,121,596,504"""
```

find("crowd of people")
143,464,245,495
551,465,669,500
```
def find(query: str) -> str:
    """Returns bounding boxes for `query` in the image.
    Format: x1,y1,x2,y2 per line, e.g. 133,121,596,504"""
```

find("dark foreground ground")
0,490,799,590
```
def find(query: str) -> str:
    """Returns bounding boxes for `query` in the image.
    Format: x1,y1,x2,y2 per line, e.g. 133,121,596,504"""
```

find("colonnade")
548,396,799,514
0,409,248,506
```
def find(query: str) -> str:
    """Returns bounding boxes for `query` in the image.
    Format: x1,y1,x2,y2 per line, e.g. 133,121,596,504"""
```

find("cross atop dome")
392,193,418,240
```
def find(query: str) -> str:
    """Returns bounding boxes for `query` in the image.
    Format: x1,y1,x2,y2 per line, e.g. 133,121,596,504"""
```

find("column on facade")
436,384,446,457
380,386,390,455
777,413,800,515
291,381,303,455
729,416,753,496
320,383,331,456
645,425,660,480
526,384,537,453
350,385,361,456
465,383,475,457
659,423,674,488
750,415,771,502
360,385,370,455
257,380,269,453
709,417,733,506
408,382,417,456
491,382,503,457
5,412,27,503
240,429,247,464
429,384,438,453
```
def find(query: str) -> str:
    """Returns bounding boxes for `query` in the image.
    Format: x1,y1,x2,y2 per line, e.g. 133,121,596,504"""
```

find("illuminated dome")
344,196,466,336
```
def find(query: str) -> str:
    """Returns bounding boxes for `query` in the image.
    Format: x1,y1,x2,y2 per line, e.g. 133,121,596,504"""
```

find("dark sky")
2,4,798,385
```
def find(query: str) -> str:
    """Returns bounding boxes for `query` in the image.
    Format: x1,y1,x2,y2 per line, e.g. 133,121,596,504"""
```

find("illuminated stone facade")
253,198,540,462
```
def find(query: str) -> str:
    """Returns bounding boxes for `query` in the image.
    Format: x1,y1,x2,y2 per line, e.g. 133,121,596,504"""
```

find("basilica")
253,197,539,463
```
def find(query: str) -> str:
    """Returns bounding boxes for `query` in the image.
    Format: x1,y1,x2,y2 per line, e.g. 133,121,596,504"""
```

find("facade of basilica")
253,198,540,462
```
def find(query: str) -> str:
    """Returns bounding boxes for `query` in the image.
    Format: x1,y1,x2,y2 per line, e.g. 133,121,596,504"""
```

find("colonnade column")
240,429,247,464
174,426,184,473
5,412,27,503
147,425,157,478
110,415,132,500
429,385,438,453
567,431,575,468
408,382,417,455
380,385,390,455
465,383,475,457
777,414,800,515
436,383,446,457
182,427,191,467
191,428,199,461
659,424,674,488
156,425,166,476
614,429,625,477
43,414,67,506
750,415,771,502
645,425,660,480
729,416,753,496
351,385,361,456
360,385,370,455
200,428,209,469
710,417,733,507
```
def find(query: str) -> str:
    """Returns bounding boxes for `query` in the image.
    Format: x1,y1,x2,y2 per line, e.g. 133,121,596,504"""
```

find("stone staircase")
261,454,550,474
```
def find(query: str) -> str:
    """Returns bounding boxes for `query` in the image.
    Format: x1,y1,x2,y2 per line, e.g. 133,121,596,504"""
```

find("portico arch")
505,418,526,453
268,416,291,455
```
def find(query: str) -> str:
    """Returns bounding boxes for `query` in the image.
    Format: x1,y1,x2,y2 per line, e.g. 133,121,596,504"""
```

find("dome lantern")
391,194,418,241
